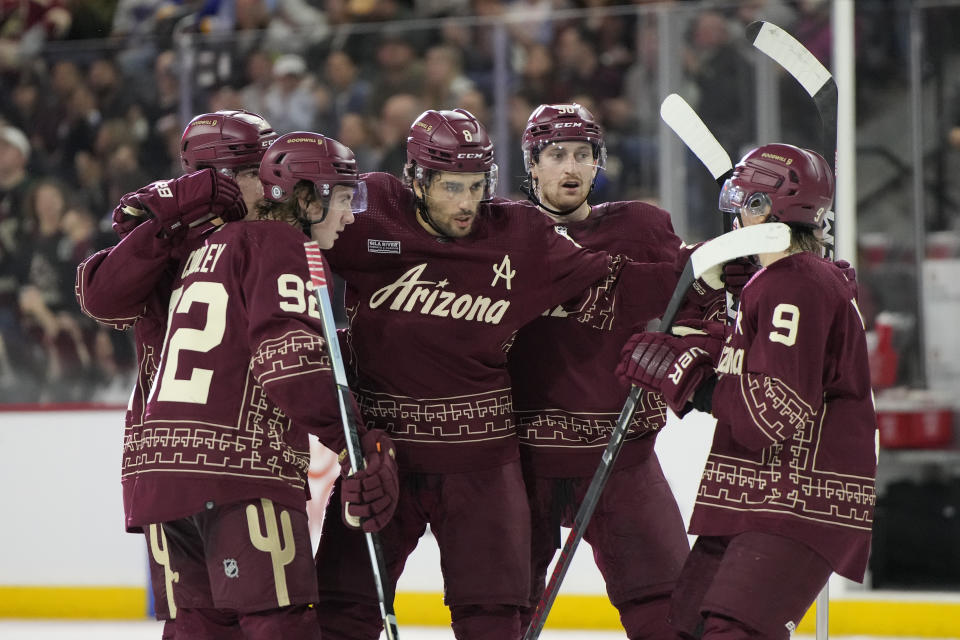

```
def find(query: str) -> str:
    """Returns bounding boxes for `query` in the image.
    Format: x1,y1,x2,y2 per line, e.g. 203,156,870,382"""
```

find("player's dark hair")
256,180,317,234
789,225,825,256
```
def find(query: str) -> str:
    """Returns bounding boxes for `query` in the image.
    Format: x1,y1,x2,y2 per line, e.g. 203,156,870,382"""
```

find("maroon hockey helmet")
260,131,364,209
521,103,606,172
180,110,278,173
406,108,495,173
719,143,834,228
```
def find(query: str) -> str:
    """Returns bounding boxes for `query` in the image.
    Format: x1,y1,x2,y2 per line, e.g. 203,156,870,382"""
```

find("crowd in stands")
0,0,912,403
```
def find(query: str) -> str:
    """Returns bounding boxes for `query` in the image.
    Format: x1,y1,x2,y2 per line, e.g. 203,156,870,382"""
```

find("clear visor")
718,179,770,217
217,166,259,180
319,181,367,215
533,142,605,173
425,165,499,203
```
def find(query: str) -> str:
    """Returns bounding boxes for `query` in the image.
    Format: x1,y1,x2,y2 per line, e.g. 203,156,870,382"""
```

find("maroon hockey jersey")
325,172,675,474
694,252,877,581
83,219,345,528
76,220,184,532
508,202,683,477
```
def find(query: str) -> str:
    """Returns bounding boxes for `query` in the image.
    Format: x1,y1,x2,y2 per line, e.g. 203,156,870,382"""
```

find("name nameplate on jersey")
367,239,401,254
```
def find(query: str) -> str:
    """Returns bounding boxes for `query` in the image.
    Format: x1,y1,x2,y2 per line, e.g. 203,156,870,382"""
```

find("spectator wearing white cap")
0,123,38,401
263,53,319,132
0,124,35,309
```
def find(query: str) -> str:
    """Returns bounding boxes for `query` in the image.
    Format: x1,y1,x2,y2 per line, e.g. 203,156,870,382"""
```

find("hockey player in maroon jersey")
76,109,278,639
77,120,397,637
618,143,877,639
312,109,683,639
508,103,692,639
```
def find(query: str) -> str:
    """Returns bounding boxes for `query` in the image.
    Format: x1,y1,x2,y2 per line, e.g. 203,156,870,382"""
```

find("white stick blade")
660,93,733,181
751,21,831,97
691,223,791,278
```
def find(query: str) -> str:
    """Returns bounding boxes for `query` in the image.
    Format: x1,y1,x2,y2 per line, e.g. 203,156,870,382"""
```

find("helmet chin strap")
414,194,454,239
411,178,455,239
520,176,593,217
299,203,328,237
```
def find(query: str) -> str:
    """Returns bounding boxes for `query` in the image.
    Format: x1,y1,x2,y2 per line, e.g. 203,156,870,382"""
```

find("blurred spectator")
506,92,534,195
793,0,832,68
0,124,34,316
87,58,132,120
319,50,371,133
263,53,318,132
421,44,476,110
375,92,424,175
516,42,554,106
683,10,754,238
368,33,425,117
240,48,273,117
15,179,92,401
0,0,71,71
733,0,797,31
337,111,381,172
549,25,623,105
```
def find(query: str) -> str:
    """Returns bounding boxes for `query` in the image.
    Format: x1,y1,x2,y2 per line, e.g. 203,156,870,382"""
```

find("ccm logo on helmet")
457,153,484,159
553,122,581,128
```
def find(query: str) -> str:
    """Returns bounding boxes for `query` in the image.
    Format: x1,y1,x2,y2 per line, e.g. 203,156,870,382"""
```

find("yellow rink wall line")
0,587,147,619
2,587,960,636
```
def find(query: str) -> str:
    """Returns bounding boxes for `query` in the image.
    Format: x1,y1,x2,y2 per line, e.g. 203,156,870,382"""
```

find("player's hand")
616,331,715,415
676,243,725,314
340,429,399,533
833,259,856,282
111,193,152,239
721,257,759,297
116,169,247,239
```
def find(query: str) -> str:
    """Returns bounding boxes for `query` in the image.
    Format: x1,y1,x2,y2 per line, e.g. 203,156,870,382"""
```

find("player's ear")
411,178,425,200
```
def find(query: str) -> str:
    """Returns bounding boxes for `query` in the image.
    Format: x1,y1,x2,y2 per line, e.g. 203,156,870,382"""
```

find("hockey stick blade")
660,93,733,185
522,222,791,640
747,20,837,260
690,222,790,278
303,242,401,640
747,21,833,109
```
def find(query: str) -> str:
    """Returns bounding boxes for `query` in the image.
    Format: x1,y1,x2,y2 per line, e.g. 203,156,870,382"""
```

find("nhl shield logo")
223,558,239,579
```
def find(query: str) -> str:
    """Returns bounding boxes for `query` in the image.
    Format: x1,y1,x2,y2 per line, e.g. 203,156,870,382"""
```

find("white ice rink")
0,621,955,640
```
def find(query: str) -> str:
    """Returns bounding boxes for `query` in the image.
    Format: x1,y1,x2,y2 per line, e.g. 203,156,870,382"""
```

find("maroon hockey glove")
675,243,725,317
340,429,399,533
111,196,153,238
616,332,715,415
720,257,759,297
117,169,246,238
833,259,856,282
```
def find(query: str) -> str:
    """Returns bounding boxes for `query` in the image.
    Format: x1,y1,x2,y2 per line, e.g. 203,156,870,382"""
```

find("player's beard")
437,209,477,238
542,177,588,212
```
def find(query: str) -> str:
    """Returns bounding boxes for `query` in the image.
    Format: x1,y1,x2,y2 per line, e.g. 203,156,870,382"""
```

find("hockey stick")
522,223,793,640
660,93,734,190
303,242,400,640
660,93,738,320
747,20,838,261
746,23,837,637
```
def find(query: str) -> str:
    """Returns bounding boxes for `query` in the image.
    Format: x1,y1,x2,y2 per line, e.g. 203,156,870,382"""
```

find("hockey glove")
675,243,725,320
340,429,399,533
111,196,152,238
720,257,759,297
116,169,246,239
833,259,856,282
616,332,715,416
